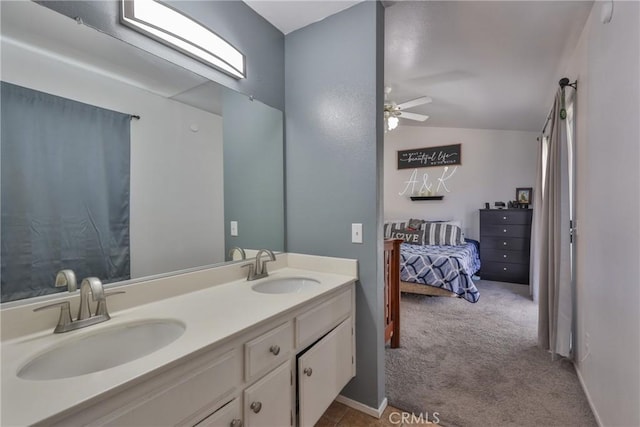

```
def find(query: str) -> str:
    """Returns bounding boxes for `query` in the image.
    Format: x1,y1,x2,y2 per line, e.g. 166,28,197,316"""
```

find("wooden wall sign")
397,144,461,169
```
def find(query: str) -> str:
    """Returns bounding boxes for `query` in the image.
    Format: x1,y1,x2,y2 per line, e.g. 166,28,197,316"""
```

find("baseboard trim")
574,363,603,427
336,395,388,419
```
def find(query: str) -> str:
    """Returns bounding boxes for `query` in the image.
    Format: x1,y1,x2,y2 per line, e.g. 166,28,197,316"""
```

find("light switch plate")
230,221,238,236
352,223,363,244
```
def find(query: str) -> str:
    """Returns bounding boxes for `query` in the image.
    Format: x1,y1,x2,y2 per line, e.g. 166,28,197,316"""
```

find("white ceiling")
385,1,593,131
244,1,363,34
246,0,594,132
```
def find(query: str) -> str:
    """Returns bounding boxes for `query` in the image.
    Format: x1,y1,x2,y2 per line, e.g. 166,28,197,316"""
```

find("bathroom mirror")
0,1,284,303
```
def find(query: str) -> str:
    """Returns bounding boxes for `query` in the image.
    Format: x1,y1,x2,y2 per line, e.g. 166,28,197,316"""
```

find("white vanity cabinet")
45,284,355,427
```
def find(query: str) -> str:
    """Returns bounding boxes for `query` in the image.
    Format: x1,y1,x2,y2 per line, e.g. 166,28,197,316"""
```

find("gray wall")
285,1,385,409
223,88,284,255
37,1,284,110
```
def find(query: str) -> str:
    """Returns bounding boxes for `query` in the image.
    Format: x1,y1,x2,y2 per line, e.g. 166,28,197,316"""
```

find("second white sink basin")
17,319,185,381
252,277,321,294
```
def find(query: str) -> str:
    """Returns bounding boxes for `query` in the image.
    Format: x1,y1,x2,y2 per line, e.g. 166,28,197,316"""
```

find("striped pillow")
423,223,465,246
384,221,408,238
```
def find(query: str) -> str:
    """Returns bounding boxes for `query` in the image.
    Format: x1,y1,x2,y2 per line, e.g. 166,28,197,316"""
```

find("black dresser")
479,209,533,284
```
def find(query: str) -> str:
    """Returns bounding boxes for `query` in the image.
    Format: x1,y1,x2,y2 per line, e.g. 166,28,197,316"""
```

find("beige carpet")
385,280,596,427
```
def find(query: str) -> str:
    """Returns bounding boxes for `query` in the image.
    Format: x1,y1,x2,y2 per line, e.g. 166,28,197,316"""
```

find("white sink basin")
17,319,185,381
252,277,321,294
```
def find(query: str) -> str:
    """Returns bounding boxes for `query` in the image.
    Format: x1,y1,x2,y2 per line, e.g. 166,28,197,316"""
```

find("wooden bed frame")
384,239,401,348
400,281,458,298
384,239,458,348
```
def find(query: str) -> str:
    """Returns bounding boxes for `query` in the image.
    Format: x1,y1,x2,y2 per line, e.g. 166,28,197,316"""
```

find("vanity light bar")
121,0,245,79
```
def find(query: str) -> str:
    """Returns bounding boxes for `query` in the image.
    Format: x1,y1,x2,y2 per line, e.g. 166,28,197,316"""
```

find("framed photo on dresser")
516,187,532,207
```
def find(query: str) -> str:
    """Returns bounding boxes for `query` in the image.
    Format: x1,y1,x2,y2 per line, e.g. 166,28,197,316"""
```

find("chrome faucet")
55,269,77,292
242,249,276,281
78,277,105,320
34,273,124,333
229,246,246,261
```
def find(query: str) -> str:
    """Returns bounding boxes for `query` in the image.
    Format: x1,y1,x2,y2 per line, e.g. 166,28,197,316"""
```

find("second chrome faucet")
242,249,276,281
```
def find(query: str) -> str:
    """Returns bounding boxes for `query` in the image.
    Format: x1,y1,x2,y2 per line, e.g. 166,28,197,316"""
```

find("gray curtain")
1,82,130,302
532,88,573,358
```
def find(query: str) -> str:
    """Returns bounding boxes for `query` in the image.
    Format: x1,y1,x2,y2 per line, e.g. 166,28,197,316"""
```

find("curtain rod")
538,77,577,137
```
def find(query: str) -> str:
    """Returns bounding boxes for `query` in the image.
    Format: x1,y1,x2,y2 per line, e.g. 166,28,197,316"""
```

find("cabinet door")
196,399,242,427
298,318,354,427
244,362,292,427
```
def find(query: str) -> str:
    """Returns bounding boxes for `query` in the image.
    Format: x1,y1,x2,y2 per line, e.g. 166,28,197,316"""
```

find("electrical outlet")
352,223,363,244
230,221,238,236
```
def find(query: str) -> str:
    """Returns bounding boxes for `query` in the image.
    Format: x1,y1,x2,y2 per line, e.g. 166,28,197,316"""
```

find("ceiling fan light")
387,116,399,131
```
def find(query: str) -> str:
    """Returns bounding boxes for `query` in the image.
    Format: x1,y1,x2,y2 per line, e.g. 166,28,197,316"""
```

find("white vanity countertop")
1,256,357,426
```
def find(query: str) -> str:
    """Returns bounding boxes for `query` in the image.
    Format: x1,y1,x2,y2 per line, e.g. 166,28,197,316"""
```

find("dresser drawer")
245,321,293,381
480,237,530,252
481,224,531,238
481,249,529,264
480,209,532,225
481,262,529,284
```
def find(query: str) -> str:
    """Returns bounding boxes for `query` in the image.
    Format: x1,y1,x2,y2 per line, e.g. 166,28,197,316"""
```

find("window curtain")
531,88,574,359
1,82,130,302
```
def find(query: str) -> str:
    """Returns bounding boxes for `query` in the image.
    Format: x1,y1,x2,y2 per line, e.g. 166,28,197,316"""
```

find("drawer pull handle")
503,216,507,220
269,345,280,356
250,401,262,414
503,242,507,246
503,229,507,233
503,267,508,271
304,367,313,377
503,255,507,258
231,419,243,427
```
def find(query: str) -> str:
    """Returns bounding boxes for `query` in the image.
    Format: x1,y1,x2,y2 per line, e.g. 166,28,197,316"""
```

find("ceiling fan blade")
396,96,432,110
399,112,429,122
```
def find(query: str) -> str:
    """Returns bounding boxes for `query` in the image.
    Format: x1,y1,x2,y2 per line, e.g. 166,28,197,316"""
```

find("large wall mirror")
0,1,284,303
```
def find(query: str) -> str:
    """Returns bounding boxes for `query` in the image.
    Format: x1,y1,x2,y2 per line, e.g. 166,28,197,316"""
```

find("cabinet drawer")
481,249,529,264
296,289,352,349
481,262,529,284
244,362,292,427
480,237,530,251
245,321,293,381
195,399,241,427
100,349,242,426
480,224,531,238
480,209,532,225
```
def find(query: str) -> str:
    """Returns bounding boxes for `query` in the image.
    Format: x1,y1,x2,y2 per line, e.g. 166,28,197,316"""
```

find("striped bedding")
400,240,481,303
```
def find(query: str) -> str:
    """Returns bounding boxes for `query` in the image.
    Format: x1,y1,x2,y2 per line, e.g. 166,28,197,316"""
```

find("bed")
384,219,481,303
399,239,481,303
383,220,480,348
383,220,481,347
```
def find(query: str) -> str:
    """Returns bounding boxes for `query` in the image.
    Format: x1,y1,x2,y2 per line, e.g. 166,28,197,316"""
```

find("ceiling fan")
384,86,431,131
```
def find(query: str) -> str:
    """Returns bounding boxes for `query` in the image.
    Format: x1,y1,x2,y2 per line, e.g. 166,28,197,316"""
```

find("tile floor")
314,401,428,427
